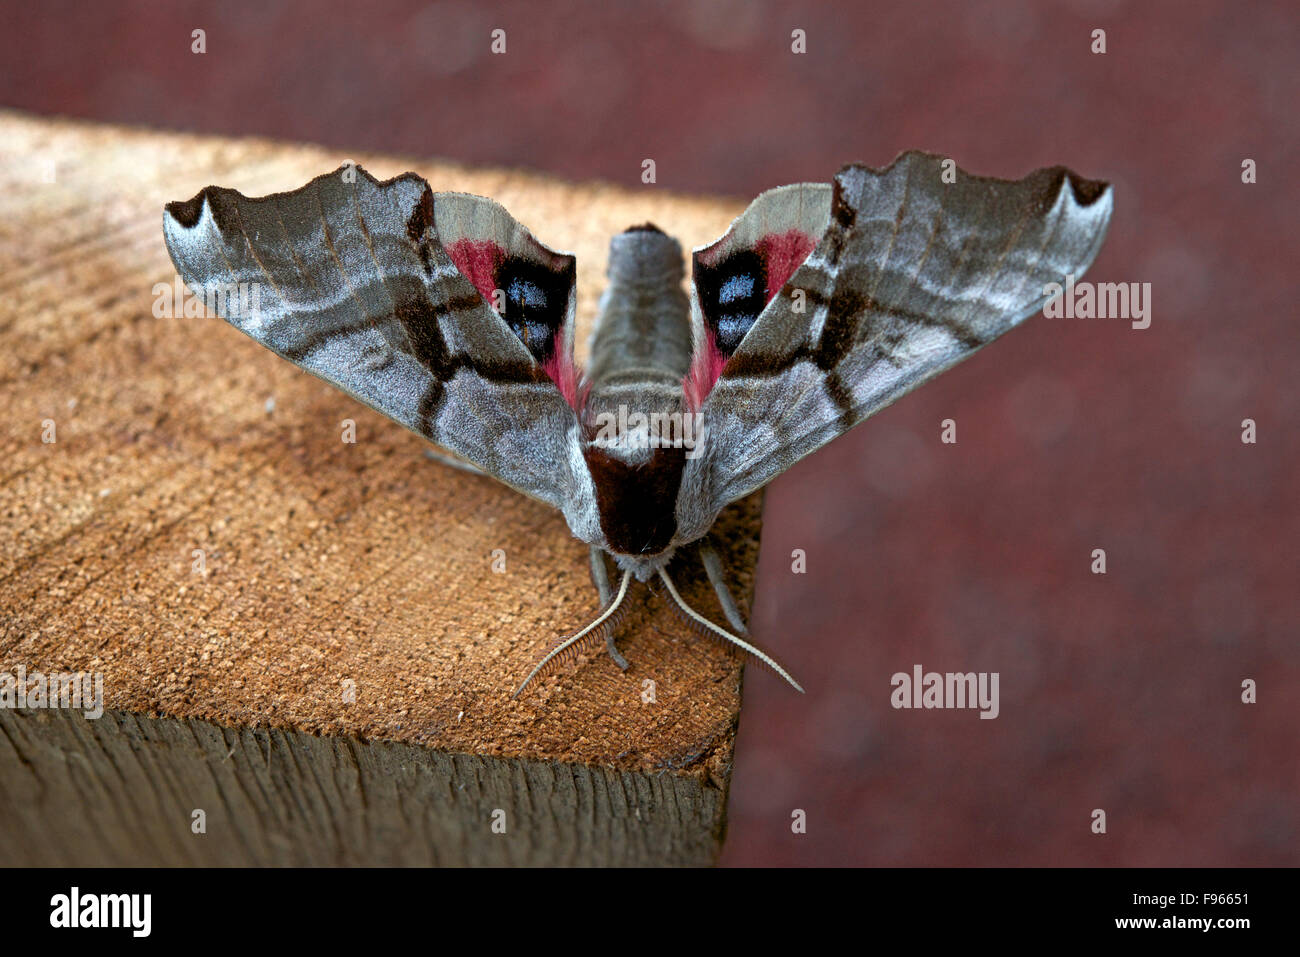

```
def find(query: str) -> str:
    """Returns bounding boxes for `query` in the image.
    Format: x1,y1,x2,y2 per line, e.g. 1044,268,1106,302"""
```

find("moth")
162,152,1112,696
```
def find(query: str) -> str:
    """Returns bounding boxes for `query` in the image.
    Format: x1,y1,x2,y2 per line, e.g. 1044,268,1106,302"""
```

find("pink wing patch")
684,327,726,412
757,229,817,301
542,328,587,412
445,238,505,306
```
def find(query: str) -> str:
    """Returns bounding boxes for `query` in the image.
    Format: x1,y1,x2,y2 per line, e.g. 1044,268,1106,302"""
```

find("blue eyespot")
715,314,756,352
507,278,547,309
718,274,755,304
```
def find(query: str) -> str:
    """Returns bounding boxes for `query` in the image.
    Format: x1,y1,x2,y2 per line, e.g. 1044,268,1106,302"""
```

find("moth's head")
609,548,677,582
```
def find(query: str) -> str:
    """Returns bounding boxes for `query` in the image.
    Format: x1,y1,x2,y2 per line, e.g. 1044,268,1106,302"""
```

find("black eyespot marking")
495,256,573,363
694,248,767,355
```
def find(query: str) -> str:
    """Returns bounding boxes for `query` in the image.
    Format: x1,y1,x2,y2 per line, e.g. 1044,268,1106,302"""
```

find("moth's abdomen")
586,225,693,389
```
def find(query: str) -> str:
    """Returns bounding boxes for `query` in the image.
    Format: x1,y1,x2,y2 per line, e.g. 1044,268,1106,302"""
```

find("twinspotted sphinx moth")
162,152,1112,696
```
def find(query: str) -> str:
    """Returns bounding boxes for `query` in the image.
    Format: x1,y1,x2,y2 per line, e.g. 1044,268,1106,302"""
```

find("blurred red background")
2,0,1295,865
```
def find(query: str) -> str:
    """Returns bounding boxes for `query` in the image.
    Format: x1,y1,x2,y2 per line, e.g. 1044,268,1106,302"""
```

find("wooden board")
0,111,761,866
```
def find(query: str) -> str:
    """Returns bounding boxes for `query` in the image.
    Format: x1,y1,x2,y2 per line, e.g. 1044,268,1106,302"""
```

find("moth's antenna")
656,568,805,694
513,569,633,698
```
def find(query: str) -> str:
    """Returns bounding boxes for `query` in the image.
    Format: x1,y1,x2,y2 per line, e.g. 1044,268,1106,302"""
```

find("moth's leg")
423,447,488,476
589,547,629,671
699,541,750,635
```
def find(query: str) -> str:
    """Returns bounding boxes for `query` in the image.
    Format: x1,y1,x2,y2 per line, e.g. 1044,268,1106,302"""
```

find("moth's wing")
677,151,1113,540
162,166,590,515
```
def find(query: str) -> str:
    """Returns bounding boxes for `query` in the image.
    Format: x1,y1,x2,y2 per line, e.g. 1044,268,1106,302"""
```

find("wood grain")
0,111,761,865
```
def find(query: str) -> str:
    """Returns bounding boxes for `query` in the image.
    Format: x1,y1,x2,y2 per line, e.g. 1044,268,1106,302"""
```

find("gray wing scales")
676,152,1113,542
162,166,584,513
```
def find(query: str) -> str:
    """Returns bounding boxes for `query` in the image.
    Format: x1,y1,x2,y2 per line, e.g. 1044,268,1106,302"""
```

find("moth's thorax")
582,442,687,567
